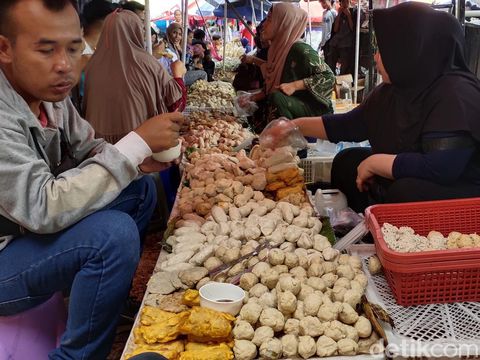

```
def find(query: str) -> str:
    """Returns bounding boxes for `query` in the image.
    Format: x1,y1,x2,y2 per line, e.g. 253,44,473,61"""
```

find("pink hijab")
264,3,308,94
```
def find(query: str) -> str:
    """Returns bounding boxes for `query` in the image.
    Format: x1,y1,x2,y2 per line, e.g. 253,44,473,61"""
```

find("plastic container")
199,282,245,316
365,197,480,306
152,140,182,162
314,189,348,216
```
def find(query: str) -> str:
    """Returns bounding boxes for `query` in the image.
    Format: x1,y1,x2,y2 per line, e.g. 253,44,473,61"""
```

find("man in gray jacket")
0,0,184,358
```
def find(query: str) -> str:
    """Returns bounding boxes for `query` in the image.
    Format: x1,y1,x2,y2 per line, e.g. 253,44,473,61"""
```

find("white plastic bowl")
199,282,245,316
151,140,182,162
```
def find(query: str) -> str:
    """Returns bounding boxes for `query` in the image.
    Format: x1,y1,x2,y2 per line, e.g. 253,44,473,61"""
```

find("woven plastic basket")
365,197,480,306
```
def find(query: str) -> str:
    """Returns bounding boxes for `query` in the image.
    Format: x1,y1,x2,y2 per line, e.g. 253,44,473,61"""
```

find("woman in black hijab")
268,2,480,212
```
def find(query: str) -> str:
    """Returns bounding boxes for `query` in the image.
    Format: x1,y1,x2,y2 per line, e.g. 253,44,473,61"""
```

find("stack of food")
252,145,306,206
187,80,236,110
126,290,236,360
180,111,252,152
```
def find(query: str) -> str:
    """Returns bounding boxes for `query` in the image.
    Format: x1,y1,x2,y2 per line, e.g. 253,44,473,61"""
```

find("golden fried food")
182,289,200,307
179,343,234,360
139,307,190,344
276,184,305,199
285,175,304,186
266,181,286,192
181,307,236,342
126,340,184,360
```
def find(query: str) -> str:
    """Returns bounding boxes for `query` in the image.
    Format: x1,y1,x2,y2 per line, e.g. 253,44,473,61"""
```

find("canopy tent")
212,0,271,20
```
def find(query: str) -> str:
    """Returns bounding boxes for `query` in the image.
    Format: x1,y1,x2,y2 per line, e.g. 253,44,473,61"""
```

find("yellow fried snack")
182,289,200,307
138,307,190,344
125,340,184,360
179,343,234,360
276,184,304,200
266,181,286,192
285,175,304,186
180,307,235,342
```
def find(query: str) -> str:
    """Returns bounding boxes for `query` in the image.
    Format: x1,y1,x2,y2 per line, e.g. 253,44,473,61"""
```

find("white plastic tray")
350,244,480,359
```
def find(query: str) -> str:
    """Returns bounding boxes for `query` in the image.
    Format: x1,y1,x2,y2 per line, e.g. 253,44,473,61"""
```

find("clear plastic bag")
259,117,308,150
234,91,259,117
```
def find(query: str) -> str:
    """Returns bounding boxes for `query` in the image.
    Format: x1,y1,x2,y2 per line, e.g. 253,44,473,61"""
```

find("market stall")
118,79,388,360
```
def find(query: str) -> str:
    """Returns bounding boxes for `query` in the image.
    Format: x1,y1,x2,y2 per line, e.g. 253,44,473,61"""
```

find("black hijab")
363,2,480,154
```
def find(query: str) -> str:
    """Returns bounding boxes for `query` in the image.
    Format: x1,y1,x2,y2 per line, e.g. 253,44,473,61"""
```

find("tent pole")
182,0,189,63
261,1,264,20
307,0,312,46
250,0,257,26
223,0,227,71
145,0,152,54
353,0,361,104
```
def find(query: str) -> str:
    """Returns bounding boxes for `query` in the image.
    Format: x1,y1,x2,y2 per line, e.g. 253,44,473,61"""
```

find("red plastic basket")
365,198,480,306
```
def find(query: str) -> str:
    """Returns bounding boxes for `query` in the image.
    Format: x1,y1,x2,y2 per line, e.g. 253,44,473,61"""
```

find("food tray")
350,244,480,359
365,198,480,306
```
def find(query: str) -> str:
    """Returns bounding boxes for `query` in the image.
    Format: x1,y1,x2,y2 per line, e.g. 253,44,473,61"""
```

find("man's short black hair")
81,0,116,29
212,34,221,41
0,0,78,37
121,1,144,13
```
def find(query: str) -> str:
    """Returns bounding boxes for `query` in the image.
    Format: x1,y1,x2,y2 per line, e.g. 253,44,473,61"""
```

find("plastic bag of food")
234,91,259,117
259,117,308,150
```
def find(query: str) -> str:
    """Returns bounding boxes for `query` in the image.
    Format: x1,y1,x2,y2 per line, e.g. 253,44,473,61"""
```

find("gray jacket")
0,70,139,249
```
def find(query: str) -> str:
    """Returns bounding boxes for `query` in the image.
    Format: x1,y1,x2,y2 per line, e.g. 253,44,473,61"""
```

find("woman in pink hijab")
242,3,335,132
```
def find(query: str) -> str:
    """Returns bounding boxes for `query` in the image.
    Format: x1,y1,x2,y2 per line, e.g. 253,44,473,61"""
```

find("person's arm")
292,105,367,140
168,78,187,112
333,11,342,33
0,100,182,234
392,132,476,184
356,154,396,192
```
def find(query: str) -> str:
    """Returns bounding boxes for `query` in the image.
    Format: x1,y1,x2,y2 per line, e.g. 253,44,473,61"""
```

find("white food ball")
281,334,299,358
268,248,285,266
277,275,301,295
240,273,259,291
284,252,299,269
306,277,327,291
336,264,356,280
298,336,316,359
233,320,255,340
337,338,359,355
278,290,297,314
355,316,373,338
259,291,277,309
249,283,269,298
316,335,338,357
234,339,257,360
324,320,347,341
259,308,285,332
338,303,359,325
252,326,274,347
259,338,282,360
284,318,300,335
303,293,323,316
239,302,263,325
252,261,271,278
299,316,324,337
261,268,280,290
368,255,382,275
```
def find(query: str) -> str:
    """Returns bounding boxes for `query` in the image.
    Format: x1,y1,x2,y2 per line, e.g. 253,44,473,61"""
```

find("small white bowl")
152,140,182,162
199,282,245,316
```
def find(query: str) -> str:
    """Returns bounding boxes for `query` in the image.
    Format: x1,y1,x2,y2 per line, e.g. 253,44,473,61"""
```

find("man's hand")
277,82,297,96
171,60,187,78
135,112,184,153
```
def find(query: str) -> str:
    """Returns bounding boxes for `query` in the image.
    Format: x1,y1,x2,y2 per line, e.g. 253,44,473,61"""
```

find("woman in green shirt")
242,3,335,132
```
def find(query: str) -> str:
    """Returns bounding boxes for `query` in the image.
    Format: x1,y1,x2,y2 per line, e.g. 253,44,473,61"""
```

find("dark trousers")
327,46,353,75
331,147,480,213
